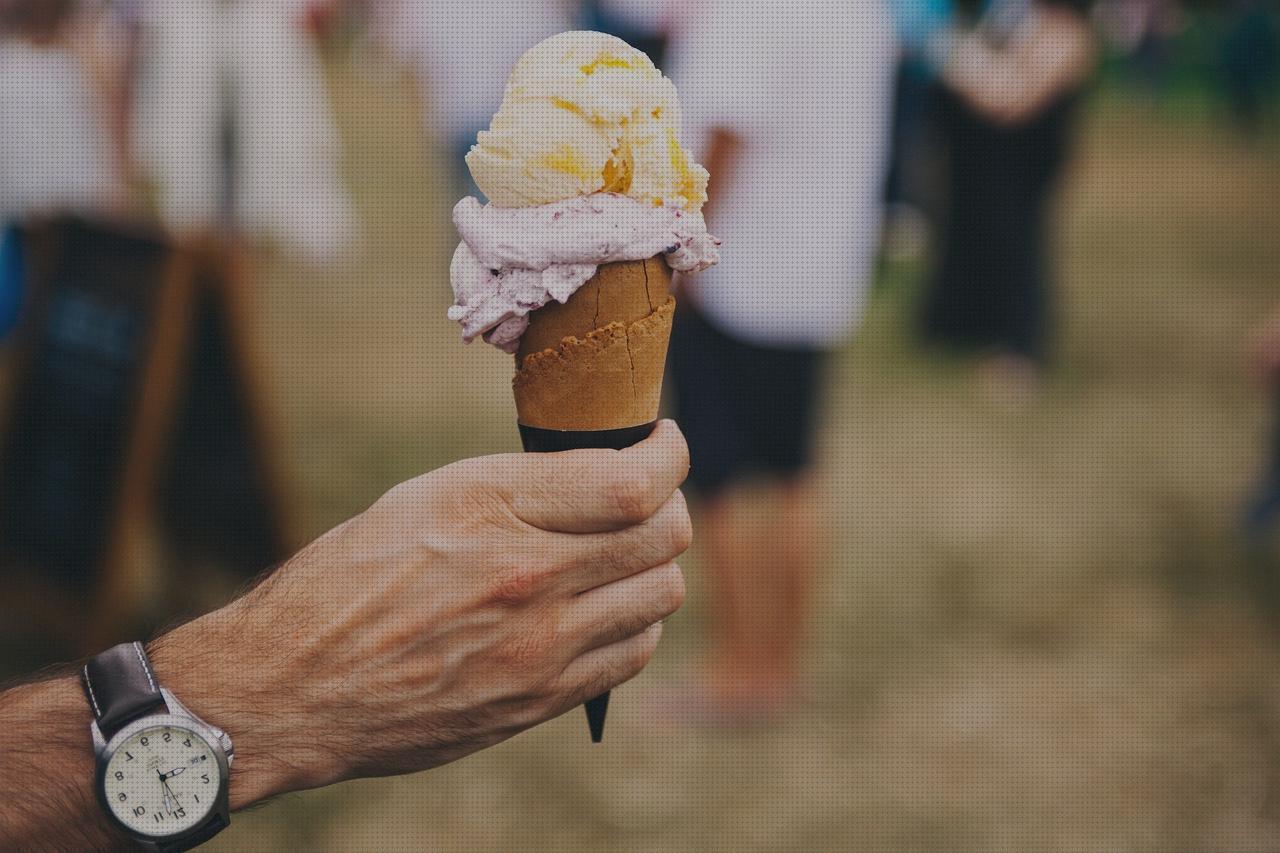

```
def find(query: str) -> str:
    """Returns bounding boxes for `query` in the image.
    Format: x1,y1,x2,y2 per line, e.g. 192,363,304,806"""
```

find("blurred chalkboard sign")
0,218,290,649
157,241,291,576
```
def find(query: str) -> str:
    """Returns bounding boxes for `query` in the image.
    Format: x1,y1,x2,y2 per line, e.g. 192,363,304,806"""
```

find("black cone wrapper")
518,421,658,742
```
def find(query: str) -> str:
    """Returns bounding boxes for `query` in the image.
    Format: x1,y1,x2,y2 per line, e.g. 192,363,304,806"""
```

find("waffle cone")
514,257,674,431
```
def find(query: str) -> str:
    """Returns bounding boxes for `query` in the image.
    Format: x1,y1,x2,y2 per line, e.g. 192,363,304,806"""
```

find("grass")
12,58,1280,851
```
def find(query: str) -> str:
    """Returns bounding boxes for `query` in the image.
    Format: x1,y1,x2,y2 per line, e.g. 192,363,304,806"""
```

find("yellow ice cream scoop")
466,31,709,212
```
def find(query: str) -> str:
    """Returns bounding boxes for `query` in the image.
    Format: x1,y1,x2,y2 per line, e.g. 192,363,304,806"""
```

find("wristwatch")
81,642,233,851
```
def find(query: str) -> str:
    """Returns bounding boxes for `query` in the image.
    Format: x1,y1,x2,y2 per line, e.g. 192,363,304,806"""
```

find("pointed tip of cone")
585,692,610,742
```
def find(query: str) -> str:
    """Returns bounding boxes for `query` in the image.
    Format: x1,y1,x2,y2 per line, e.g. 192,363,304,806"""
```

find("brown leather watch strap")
81,641,166,739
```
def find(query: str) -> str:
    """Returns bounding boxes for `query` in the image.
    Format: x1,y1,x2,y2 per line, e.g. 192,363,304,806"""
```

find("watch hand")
157,771,178,810
158,768,174,804
167,766,186,778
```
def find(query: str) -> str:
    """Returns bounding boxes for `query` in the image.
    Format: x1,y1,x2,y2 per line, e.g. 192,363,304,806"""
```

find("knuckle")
670,426,691,479
656,564,687,616
623,631,661,680
603,609,639,644
667,493,694,554
465,491,523,534
600,543,633,580
576,672,614,706
486,564,546,606
377,479,420,513
609,467,655,524
583,631,662,701
451,478,519,531
554,544,621,587
576,630,665,701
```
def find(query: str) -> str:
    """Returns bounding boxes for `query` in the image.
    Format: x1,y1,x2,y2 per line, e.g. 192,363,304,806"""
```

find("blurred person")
298,0,377,57
1218,0,1279,132
664,0,897,722
1245,312,1280,539
1092,0,1181,94
1123,0,1181,95
884,0,957,262
1093,0,1180,61
376,0,573,199
0,424,691,850
0,0,130,223
583,0,670,68
0,225,21,341
919,0,1096,400
298,0,349,40
130,0,356,261
1243,311,1280,612
0,0,132,343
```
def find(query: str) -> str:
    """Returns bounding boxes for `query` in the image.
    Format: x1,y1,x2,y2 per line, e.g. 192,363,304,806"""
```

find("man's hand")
942,6,1095,126
0,422,689,850
149,420,692,807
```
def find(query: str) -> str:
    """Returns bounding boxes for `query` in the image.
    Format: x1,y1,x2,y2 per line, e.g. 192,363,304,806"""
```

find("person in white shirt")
376,0,574,197
665,0,897,721
0,0,127,222
585,0,671,67
130,0,356,262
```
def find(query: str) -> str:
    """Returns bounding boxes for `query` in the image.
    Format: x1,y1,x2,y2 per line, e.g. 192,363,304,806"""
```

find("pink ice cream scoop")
448,193,720,353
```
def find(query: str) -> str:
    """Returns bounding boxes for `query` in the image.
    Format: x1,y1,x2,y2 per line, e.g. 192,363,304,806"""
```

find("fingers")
553,489,692,594
476,490,689,608
561,562,685,654
509,420,690,534
554,623,664,712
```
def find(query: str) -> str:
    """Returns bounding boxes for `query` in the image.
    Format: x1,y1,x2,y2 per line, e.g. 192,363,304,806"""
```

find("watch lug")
159,687,191,719
160,688,234,765
90,720,106,760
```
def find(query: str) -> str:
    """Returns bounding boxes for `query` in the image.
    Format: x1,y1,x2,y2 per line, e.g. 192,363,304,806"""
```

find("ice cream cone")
449,31,718,747
514,256,674,431
513,255,674,742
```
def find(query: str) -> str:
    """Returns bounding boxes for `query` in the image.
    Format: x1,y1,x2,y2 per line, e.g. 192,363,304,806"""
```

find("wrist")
0,676,131,851
146,596,338,810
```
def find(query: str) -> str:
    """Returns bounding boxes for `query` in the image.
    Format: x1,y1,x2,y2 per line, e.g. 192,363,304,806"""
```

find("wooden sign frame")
0,218,294,655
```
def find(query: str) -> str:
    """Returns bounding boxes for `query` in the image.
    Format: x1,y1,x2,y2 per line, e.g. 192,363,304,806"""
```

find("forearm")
701,127,742,228
0,676,128,851
0,430,692,849
943,42,1055,122
943,14,1093,124
0,580,321,849
146,580,336,809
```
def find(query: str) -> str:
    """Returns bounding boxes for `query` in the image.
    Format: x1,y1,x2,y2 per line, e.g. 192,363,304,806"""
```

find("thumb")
509,420,690,534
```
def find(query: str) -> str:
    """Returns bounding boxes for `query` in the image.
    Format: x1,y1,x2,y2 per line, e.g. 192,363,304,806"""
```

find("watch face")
102,724,221,837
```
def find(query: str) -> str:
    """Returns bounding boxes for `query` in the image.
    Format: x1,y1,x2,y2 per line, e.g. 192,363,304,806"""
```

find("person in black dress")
921,0,1096,395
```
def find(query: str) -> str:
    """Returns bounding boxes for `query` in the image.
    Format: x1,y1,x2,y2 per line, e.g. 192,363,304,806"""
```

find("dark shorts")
668,302,825,497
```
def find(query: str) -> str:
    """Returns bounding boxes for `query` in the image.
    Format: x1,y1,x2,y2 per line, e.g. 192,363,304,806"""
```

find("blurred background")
4,0,1280,850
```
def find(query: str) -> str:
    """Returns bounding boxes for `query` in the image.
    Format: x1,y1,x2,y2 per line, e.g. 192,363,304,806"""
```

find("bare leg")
698,470,822,711
768,472,823,685
700,490,755,697
978,351,1042,409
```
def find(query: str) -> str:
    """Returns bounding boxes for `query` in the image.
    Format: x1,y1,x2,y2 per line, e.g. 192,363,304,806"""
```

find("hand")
149,421,692,807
